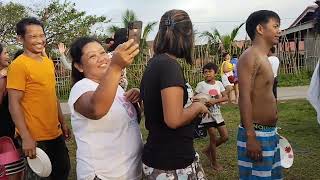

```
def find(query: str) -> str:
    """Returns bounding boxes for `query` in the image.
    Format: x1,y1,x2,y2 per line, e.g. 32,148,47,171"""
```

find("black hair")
69,37,99,84
202,62,218,73
13,49,24,59
246,10,280,41
16,17,44,37
222,52,230,59
108,28,127,51
105,38,114,44
0,44,3,55
154,9,194,64
270,46,276,54
232,54,238,58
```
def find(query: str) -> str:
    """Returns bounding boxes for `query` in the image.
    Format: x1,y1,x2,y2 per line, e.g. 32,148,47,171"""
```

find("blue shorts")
237,126,283,180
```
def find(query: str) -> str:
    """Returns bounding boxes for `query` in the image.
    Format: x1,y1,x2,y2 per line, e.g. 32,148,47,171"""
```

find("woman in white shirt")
58,42,129,90
68,37,142,180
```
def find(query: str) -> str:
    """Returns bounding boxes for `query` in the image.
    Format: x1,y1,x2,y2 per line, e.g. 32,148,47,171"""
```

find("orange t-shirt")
7,54,62,141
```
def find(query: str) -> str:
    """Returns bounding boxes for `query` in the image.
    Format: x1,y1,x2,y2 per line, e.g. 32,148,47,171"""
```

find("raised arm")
60,55,72,70
58,43,72,70
74,40,139,120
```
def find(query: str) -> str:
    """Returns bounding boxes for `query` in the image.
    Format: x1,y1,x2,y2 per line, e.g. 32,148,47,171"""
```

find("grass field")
66,100,320,180
277,71,312,87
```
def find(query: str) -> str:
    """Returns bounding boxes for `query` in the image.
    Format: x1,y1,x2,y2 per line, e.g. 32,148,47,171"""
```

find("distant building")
280,1,320,71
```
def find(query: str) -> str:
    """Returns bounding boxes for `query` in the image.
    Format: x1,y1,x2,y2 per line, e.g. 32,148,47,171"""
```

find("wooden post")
297,30,301,73
305,29,308,71
293,32,297,74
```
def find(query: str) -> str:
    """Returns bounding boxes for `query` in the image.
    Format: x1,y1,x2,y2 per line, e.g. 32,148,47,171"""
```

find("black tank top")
0,77,15,139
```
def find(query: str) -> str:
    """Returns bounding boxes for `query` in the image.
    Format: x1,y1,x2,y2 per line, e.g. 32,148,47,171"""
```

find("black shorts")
23,135,70,180
203,121,225,128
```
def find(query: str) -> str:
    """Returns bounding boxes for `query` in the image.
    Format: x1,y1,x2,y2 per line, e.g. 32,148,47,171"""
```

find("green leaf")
0,2,28,45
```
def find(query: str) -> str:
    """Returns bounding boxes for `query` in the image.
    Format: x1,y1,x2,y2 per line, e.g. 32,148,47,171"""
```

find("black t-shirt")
140,54,195,170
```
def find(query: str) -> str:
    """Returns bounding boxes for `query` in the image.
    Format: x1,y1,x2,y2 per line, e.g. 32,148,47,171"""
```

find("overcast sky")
4,0,314,42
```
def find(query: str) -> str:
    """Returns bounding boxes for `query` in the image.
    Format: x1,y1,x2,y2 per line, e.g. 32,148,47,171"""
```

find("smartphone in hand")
128,21,143,45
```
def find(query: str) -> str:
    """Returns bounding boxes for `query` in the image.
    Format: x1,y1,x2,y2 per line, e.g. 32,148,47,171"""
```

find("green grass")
278,71,312,87
66,100,320,180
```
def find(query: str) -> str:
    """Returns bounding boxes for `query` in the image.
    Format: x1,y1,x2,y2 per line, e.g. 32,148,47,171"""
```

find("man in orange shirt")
7,17,70,179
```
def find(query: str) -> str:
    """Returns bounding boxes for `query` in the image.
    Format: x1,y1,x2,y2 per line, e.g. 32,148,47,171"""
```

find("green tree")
214,23,244,52
122,9,138,28
0,2,28,45
200,29,220,56
35,0,109,56
201,23,244,53
107,9,157,52
140,21,157,52
107,9,137,34
107,25,121,35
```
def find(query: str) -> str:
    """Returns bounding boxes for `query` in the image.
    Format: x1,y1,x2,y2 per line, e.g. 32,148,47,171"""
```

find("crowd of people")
0,8,285,180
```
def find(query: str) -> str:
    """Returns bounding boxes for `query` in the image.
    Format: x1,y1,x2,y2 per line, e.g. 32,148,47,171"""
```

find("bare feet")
212,163,224,171
202,148,211,159
202,149,224,172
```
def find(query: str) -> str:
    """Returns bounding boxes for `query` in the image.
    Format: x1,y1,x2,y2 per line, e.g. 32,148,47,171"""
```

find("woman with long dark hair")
140,10,208,179
68,37,142,180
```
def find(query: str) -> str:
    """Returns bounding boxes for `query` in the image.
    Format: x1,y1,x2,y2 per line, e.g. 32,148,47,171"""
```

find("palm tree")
107,9,138,34
140,21,157,50
200,30,219,45
107,25,121,35
200,30,220,56
107,9,157,53
214,23,244,52
122,9,138,28
201,23,244,53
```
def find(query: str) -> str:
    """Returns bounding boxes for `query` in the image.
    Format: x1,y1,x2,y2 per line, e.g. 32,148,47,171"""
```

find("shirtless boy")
237,10,282,180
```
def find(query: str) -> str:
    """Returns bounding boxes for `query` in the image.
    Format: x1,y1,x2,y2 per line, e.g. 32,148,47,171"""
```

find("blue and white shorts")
237,126,283,180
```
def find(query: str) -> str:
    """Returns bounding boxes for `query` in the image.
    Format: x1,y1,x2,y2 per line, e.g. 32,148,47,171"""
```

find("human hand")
41,48,48,57
192,101,209,117
246,136,262,161
124,88,140,103
58,43,67,55
205,98,217,106
22,135,37,159
111,39,139,69
192,97,207,104
61,123,72,141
